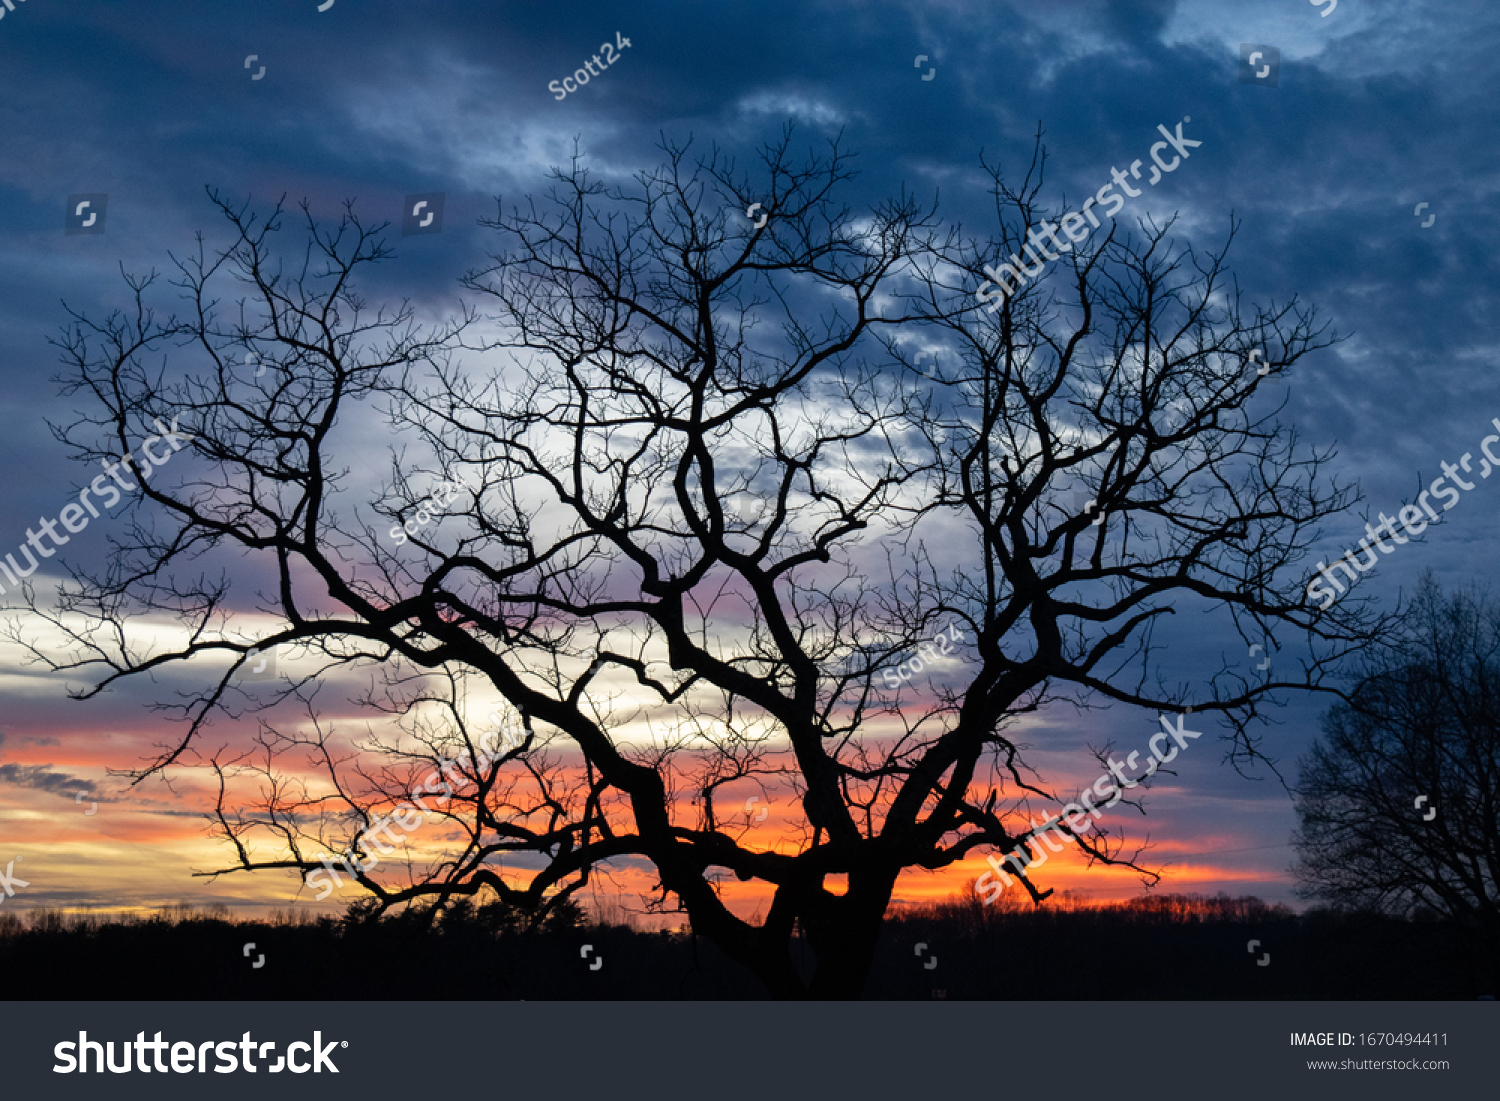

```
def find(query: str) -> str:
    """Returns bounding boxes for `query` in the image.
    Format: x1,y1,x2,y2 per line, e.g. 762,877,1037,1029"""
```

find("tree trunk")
679,871,896,999
802,871,898,999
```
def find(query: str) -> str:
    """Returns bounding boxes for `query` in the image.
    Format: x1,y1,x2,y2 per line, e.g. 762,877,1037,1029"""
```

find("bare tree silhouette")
1294,572,1500,992
15,129,1388,997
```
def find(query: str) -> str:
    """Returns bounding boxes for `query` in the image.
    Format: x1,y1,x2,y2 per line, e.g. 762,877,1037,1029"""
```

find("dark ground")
0,894,1491,1000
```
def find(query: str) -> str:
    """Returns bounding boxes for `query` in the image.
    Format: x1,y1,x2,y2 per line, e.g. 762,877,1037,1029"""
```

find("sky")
1,0,1498,924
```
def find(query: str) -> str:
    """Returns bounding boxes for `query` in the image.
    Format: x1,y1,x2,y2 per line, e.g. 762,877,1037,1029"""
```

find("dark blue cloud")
0,761,91,797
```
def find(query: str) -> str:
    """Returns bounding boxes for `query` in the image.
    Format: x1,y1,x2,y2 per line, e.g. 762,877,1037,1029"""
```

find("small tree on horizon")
1293,572,1500,992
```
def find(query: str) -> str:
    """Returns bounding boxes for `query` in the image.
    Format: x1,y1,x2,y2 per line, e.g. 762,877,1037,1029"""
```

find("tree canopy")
17,130,1388,997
